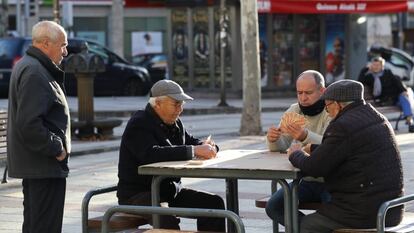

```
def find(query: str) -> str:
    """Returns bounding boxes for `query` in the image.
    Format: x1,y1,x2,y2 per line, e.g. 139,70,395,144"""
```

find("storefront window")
272,14,293,87
298,15,320,73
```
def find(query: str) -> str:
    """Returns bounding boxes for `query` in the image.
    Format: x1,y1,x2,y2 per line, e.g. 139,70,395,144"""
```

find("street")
0,111,414,232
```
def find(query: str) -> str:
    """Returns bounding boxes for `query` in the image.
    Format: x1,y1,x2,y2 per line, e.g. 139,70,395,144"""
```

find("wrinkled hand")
194,144,217,160
287,143,303,156
203,135,215,148
284,123,307,141
267,125,282,142
303,143,312,154
56,149,67,161
402,91,409,98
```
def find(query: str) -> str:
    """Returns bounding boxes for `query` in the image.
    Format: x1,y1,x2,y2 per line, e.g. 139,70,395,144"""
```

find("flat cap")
150,80,193,101
322,79,364,102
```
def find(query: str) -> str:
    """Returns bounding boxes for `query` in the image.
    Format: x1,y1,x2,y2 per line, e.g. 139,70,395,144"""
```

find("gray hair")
149,96,168,107
32,21,66,43
298,70,325,88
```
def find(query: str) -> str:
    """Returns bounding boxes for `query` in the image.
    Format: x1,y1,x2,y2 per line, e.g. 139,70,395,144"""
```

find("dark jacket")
289,101,403,228
358,67,406,105
117,104,206,202
7,46,71,178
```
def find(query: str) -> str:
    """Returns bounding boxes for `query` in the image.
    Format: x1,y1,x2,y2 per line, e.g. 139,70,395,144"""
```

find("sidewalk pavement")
0,96,297,165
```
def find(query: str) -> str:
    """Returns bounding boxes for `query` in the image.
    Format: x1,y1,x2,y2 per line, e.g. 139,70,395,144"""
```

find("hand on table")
194,144,217,160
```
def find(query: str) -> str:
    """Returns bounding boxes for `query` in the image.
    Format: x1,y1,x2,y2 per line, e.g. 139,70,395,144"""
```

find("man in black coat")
288,80,404,233
117,80,225,231
358,56,414,132
8,21,70,233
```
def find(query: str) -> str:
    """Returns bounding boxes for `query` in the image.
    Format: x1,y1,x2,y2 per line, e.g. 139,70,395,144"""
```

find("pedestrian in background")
289,80,403,233
358,56,414,132
265,70,331,226
117,80,225,231
7,21,70,233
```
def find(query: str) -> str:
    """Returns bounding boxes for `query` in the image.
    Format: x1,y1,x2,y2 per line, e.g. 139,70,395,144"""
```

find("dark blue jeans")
265,180,331,226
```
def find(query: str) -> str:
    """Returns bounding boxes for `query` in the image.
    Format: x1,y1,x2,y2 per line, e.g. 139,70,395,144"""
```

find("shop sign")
259,1,408,14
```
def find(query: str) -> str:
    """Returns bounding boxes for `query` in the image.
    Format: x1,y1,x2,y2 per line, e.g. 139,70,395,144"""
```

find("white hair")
148,96,168,107
32,20,66,43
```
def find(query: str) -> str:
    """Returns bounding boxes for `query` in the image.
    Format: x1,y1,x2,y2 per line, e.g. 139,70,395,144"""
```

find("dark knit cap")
322,79,364,102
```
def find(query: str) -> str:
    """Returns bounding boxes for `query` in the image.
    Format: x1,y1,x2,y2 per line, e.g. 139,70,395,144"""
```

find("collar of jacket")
26,46,65,86
334,99,365,120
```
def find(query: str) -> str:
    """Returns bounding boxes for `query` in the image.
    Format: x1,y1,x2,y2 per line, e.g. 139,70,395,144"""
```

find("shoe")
409,124,414,133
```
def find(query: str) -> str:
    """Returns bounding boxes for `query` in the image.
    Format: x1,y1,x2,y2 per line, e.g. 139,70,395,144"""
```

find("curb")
70,106,288,118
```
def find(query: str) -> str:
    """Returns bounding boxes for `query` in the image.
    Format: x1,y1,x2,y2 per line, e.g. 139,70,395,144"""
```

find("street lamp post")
218,0,229,107
53,0,60,24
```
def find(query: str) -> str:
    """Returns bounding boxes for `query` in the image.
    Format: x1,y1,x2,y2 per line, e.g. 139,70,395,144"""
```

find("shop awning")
257,0,409,14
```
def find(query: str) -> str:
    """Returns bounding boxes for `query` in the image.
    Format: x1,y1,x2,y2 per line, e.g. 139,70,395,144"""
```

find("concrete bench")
81,185,148,233
0,110,7,184
333,194,414,233
101,205,245,233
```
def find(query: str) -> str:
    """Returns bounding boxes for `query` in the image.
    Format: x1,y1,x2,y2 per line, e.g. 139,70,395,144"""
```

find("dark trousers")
120,188,226,232
300,212,346,233
22,178,66,233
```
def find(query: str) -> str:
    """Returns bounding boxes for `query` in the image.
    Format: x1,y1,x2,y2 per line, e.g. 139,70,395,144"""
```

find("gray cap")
150,80,193,101
322,79,364,102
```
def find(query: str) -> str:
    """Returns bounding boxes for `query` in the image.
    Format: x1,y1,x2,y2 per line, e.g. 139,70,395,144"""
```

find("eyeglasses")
168,100,186,108
325,102,335,112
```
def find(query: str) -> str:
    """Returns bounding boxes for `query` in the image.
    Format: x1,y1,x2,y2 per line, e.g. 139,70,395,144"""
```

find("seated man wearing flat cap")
288,80,403,233
117,80,225,231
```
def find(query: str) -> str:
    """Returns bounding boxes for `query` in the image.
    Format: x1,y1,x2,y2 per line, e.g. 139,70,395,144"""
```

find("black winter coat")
117,104,204,202
358,67,406,105
7,46,71,178
289,101,403,228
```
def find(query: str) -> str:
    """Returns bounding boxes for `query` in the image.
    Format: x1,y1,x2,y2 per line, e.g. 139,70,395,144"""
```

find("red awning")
258,0,408,14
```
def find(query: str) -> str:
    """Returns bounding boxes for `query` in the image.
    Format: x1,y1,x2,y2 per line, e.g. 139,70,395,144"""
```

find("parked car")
132,53,168,83
368,46,414,87
0,37,152,97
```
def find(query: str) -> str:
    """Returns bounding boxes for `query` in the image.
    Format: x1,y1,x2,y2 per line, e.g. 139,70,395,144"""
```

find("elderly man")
289,80,404,233
117,80,225,231
265,70,331,226
7,21,70,233
358,56,414,132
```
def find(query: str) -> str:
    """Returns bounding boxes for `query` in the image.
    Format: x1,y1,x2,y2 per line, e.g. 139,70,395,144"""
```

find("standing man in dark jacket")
358,56,414,132
7,21,70,233
288,80,403,233
117,80,225,231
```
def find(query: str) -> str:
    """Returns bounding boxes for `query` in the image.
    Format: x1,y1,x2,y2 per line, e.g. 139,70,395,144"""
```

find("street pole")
218,0,228,107
53,0,60,24
239,0,262,136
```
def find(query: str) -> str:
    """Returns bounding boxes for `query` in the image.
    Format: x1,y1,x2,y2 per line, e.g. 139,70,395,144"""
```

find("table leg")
226,178,238,232
278,179,292,233
151,175,165,228
291,179,300,233
270,180,279,233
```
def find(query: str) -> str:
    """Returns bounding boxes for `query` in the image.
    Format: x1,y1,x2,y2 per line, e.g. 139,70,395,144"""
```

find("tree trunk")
239,0,262,136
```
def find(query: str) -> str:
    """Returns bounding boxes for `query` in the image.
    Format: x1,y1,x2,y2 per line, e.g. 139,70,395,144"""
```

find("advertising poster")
193,8,210,88
325,14,345,84
259,14,268,88
214,7,232,88
171,9,189,87
131,31,163,56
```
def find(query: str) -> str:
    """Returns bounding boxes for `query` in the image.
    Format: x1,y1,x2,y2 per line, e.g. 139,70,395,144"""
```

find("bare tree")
0,0,8,37
239,0,262,135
